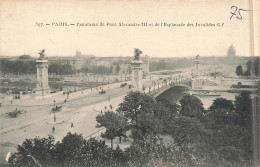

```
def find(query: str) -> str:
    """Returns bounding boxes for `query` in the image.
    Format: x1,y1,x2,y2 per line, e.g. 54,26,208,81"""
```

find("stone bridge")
151,79,191,98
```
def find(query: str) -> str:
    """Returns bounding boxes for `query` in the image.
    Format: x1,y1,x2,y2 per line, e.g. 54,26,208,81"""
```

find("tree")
0,59,36,74
236,65,243,76
96,111,129,149
179,94,205,118
9,132,124,167
19,55,31,59
244,70,250,76
168,116,204,146
124,134,195,167
156,97,179,116
206,108,236,130
55,132,86,166
49,63,74,75
208,98,234,111
206,98,235,130
116,64,120,74
244,57,260,76
131,112,162,141
117,91,155,122
78,137,116,167
234,91,252,128
155,98,180,133
113,145,126,166
117,92,168,140
9,136,55,167
202,92,255,166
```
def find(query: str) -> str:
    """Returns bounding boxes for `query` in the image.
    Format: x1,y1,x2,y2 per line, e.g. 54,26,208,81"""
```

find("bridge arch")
153,84,190,100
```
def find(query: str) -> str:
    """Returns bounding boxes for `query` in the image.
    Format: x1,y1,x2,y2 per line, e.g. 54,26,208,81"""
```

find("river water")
195,92,238,110
156,86,238,110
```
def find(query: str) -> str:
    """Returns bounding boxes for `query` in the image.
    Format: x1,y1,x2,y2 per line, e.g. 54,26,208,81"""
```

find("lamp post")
53,100,56,122
108,79,110,102
108,86,110,102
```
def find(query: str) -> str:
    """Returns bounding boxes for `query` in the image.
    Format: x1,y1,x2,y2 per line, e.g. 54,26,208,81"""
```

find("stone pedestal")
192,79,203,89
131,60,143,92
35,59,50,96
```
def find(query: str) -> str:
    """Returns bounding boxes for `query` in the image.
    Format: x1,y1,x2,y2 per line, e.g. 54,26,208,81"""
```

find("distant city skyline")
0,45,252,58
0,1,259,58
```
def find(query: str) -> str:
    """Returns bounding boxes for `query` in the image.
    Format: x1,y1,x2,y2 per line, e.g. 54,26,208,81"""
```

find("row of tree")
48,63,74,75
149,59,194,72
95,91,257,166
0,58,117,75
0,58,36,74
80,66,114,75
236,57,259,76
9,91,257,166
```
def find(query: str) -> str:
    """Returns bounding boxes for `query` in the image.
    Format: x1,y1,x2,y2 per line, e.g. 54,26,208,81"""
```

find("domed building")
227,44,236,57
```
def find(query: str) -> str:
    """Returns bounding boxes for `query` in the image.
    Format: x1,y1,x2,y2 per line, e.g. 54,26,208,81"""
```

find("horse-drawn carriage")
7,109,27,118
52,105,62,112
99,90,106,94
120,83,127,87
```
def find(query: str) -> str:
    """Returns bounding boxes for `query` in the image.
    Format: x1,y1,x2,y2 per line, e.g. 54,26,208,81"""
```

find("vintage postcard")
0,0,259,166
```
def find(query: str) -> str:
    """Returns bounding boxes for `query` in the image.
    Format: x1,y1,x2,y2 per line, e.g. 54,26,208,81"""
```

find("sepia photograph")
0,0,259,166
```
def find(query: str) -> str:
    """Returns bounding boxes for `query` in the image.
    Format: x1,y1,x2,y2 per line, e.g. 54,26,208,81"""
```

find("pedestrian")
52,127,55,133
10,100,12,104
71,122,74,128
101,110,103,114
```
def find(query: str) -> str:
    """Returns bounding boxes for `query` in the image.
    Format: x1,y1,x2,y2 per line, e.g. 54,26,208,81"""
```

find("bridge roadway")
0,72,192,164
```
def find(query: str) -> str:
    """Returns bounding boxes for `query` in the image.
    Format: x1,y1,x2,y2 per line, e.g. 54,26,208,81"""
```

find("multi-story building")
48,50,96,70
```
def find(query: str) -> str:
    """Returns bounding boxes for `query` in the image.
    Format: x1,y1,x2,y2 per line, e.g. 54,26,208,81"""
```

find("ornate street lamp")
53,100,56,122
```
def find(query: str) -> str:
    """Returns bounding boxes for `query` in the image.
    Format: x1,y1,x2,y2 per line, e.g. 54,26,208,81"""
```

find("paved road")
0,86,129,164
0,71,191,164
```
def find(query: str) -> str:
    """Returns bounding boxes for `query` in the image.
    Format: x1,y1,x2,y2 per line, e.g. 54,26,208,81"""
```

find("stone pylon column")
144,55,149,79
191,55,202,90
194,55,200,77
131,60,143,92
35,59,50,96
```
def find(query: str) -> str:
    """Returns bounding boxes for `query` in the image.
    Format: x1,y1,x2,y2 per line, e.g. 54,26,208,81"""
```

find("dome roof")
227,44,236,57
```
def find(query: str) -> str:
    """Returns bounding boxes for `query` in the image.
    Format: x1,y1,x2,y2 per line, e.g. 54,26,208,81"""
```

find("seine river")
195,92,238,110
157,86,238,110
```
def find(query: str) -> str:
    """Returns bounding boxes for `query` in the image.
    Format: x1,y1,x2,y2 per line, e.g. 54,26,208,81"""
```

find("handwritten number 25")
230,6,248,20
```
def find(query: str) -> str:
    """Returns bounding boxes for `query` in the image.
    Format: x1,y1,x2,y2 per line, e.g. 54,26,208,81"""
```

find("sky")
0,0,259,58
